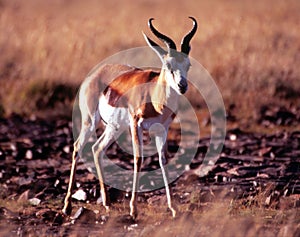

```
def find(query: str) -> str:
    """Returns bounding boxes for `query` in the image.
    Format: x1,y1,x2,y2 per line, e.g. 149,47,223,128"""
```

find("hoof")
130,210,138,220
62,204,72,216
104,205,110,213
171,208,177,218
169,206,177,218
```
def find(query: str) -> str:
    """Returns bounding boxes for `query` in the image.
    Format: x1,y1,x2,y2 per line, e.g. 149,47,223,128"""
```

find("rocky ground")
0,114,299,236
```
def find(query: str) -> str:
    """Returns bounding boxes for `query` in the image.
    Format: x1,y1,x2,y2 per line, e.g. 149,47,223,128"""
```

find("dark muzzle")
178,79,188,94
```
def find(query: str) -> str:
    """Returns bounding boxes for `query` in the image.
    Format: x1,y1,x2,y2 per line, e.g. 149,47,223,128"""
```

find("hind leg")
92,125,123,212
62,118,96,215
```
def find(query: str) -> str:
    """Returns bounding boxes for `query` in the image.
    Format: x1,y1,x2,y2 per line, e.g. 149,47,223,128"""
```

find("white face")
163,54,191,94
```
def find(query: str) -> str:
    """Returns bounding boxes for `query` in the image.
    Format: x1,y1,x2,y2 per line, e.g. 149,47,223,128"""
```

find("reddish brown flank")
103,68,168,118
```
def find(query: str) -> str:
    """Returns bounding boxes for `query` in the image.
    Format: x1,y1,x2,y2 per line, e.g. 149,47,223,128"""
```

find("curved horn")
148,18,177,53
181,16,197,55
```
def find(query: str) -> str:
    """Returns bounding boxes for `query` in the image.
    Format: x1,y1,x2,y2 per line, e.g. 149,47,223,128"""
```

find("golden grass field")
0,0,299,236
0,0,299,131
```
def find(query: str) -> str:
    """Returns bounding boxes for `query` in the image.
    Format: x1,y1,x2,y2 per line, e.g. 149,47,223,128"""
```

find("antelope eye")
166,62,172,71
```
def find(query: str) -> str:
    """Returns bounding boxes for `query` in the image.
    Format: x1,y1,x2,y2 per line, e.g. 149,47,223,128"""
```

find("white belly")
99,95,173,131
99,95,130,130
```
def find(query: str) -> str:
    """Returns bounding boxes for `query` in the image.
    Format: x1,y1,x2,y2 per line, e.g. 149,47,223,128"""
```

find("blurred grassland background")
0,0,299,132
0,1,299,236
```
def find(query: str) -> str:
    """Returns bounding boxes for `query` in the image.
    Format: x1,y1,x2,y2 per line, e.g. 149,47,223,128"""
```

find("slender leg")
62,121,94,215
129,118,143,219
155,125,177,218
62,150,78,215
92,125,122,212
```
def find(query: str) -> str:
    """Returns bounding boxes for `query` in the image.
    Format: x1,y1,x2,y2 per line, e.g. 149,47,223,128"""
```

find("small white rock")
25,150,33,159
229,134,237,141
29,197,41,206
72,189,87,201
63,146,70,154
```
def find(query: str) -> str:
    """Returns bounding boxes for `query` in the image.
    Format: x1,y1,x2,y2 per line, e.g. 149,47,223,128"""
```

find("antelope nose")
179,79,188,94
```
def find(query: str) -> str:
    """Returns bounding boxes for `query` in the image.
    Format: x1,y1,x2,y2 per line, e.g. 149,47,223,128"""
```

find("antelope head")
143,17,197,94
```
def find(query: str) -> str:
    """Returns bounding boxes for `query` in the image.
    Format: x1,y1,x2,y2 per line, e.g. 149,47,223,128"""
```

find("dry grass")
0,1,299,235
0,189,299,236
0,0,299,129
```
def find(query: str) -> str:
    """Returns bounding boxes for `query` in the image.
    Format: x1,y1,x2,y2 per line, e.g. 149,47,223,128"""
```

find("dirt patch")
0,115,299,236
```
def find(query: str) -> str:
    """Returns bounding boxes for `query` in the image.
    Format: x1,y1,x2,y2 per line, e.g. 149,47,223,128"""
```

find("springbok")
62,17,197,219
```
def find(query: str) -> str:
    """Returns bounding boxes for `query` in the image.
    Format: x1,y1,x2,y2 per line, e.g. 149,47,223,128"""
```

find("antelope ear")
143,32,166,63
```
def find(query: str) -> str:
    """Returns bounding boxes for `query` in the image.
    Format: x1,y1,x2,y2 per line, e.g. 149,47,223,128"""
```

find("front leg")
129,117,143,219
154,123,177,217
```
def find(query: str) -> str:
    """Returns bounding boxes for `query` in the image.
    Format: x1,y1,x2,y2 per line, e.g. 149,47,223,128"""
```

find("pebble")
72,189,87,201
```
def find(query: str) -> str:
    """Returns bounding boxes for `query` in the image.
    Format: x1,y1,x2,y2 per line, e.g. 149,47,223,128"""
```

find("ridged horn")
148,18,177,54
181,16,197,55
